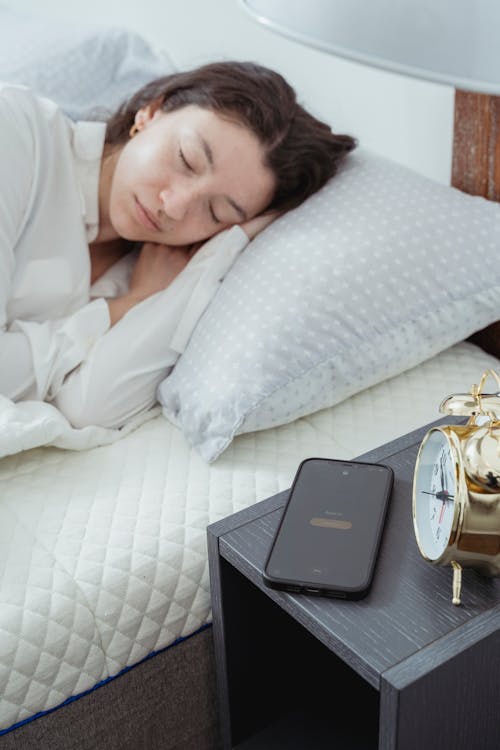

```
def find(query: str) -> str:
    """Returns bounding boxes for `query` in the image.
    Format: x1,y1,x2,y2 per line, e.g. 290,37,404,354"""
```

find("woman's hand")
128,242,196,301
240,211,281,240
107,242,197,326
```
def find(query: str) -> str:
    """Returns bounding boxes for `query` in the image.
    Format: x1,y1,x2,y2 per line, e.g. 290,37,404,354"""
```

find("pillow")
0,5,174,120
158,148,500,462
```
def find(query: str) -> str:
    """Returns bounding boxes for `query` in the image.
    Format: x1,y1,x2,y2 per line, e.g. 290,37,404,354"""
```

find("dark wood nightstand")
207,419,500,750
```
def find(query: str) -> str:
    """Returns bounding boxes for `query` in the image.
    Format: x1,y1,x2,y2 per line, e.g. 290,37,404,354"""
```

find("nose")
158,186,192,221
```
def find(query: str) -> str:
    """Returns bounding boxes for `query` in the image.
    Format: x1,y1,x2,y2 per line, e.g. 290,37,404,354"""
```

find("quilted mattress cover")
0,341,497,733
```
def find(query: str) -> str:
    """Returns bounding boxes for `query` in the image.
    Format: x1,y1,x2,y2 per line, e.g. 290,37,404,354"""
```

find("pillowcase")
0,5,174,120
158,147,500,462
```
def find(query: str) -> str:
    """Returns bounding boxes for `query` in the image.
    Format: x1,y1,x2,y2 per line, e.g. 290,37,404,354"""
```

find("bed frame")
0,628,220,750
1,90,499,750
453,90,500,359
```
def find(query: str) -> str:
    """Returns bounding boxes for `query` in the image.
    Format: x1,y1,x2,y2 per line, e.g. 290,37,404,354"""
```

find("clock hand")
421,490,454,500
440,460,446,491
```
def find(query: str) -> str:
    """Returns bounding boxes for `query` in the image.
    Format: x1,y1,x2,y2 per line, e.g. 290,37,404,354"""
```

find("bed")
1,343,499,750
1,7,500,750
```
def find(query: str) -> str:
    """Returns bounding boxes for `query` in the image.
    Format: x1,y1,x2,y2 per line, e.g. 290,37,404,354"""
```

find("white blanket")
0,395,159,458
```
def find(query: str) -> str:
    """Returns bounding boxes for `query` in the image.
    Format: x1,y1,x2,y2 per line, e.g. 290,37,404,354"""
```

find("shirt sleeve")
53,226,249,428
7,301,111,400
0,85,111,402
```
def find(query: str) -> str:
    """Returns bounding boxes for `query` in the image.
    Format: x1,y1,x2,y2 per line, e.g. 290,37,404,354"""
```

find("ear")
132,98,164,132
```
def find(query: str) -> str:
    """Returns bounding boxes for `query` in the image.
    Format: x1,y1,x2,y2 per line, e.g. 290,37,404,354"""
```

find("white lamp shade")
240,0,500,94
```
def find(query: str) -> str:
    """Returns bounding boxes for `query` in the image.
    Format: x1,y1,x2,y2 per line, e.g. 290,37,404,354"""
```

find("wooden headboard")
452,90,500,358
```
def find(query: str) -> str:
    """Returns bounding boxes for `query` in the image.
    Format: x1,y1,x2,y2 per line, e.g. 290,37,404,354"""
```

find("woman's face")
106,104,276,246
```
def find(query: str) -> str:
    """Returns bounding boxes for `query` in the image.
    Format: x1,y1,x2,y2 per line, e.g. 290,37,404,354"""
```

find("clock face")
413,429,457,561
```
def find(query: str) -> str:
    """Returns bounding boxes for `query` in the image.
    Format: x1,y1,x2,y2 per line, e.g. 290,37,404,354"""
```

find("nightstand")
207,420,500,749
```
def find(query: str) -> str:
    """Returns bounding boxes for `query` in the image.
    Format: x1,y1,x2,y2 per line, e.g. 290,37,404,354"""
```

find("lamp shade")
240,0,500,95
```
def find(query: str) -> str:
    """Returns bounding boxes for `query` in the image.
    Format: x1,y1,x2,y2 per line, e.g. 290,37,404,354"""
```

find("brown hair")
105,61,357,214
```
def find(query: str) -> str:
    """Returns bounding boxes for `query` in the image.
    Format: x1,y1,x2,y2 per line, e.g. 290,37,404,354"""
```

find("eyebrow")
196,132,248,222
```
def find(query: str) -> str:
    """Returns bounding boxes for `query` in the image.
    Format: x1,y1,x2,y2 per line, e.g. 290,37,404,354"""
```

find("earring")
129,122,140,138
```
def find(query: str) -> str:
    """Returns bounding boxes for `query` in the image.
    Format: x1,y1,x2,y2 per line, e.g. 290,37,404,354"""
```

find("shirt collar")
73,120,107,243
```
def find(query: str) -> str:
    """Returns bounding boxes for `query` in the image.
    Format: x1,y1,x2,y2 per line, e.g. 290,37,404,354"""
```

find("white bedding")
0,395,158,458
0,340,497,733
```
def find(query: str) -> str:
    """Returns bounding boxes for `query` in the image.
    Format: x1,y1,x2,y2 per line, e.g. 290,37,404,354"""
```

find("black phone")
263,457,394,599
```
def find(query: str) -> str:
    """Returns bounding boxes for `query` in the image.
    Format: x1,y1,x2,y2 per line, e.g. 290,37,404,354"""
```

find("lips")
134,196,161,231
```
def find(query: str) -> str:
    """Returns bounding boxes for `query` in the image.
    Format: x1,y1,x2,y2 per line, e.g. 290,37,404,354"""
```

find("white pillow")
158,148,500,462
0,5,174,120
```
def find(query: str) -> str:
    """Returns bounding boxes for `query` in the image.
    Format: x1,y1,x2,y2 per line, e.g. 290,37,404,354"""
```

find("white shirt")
0,83,248,429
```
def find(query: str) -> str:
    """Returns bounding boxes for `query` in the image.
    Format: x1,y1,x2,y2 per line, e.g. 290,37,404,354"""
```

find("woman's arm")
106,242,198,325
52,227,249,428
2,301,111,401
1,245,192,404
0,84,113,401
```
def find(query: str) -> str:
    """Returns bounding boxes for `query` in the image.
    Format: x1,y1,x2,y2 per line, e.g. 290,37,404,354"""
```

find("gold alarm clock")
412,369,500,605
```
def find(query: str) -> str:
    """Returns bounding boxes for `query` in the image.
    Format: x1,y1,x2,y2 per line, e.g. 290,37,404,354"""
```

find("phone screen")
264,458,393,596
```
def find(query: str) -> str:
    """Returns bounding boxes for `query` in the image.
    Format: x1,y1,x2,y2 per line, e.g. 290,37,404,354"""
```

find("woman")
0,61,356,429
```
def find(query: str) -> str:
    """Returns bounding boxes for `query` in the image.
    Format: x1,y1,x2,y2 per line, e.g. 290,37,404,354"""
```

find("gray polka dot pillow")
158,148,500,462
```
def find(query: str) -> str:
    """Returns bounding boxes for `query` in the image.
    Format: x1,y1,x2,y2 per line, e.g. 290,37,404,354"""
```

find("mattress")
0,340,497,733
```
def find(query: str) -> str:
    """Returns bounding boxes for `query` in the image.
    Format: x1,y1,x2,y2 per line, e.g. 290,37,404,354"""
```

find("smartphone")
263,457,394,599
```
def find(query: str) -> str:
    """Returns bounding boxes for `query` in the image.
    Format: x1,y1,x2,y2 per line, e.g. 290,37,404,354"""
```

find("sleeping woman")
0,60,356,430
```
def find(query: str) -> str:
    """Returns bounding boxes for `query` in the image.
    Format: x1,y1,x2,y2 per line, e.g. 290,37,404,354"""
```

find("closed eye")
209,204,221,224
179,147,221,223
179,148,193,171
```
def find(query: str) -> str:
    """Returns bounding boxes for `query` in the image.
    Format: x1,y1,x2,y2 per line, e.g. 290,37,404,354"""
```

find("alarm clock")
412,369,500,605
